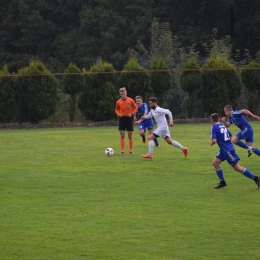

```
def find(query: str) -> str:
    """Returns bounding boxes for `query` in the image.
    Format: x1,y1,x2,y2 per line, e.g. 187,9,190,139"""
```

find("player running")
222,105,260,157
135,97,188,159
134,95,159,146
210,113,260,189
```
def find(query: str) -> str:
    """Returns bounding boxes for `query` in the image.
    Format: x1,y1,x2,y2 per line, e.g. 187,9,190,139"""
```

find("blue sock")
234,140,249,149
216,168,225,181
241,168,255,179
253,147,260,156
154,138,159,146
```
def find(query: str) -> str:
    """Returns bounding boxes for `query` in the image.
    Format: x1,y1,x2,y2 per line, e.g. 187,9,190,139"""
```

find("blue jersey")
228,110,252,130
211,123,234,152
137,103,153,122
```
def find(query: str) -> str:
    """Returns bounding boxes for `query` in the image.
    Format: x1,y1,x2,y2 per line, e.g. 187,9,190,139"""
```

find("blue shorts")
139,120,153,131
236,127,254,143
216,149,240,167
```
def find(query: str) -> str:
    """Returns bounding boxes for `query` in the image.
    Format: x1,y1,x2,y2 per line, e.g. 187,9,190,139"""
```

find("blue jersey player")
222,105,260,157
134,96,159,146
210,113,260,189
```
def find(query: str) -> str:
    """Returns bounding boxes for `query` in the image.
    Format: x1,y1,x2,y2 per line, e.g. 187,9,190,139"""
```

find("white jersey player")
136,97,188,159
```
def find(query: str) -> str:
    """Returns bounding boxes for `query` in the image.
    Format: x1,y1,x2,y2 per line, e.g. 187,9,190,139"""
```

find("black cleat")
129,151,133,155
254,176,260,189
121,152,125,155
248,147,255,157
214,181,227,189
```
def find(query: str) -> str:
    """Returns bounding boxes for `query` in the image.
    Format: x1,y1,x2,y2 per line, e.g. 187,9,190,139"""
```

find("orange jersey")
115,97,138,117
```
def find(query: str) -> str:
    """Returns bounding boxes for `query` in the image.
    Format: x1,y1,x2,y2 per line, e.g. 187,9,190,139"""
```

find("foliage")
18,60,59,123
200,56,242,115
241,61,260,114
0,65,18,123
62,63,84,122
78,59,116,121
180,58,203,118
118,57,151,99
150,58,172,104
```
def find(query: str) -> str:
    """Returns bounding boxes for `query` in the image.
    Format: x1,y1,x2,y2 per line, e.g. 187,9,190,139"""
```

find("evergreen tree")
180,58,203,118
0,65,18,123
78,59,116,121
18,61,59,123
62,63,84,122
241,61,260,114
118,57,151,99
200,56,241,115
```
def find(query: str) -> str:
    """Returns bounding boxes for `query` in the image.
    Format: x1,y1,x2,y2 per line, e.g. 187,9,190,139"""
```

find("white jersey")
145,106,173,126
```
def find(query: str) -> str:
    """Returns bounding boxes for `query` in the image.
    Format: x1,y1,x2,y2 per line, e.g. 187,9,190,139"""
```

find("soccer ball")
105,148,114,157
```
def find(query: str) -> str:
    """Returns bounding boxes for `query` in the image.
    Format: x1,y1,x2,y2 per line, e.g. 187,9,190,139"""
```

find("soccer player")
135,97,188,159
222,105,260,157
115,87,138,155
134,95,159,146
210,113,260,189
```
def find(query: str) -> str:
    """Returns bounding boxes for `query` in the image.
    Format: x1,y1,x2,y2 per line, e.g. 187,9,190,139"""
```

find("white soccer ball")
105,148,114,157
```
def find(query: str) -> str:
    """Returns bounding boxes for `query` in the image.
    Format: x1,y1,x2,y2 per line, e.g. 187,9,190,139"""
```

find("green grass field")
0,123,260,260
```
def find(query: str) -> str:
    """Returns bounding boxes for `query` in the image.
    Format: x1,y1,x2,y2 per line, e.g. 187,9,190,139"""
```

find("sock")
234,140,249,149
216,168,225,181
120,138,125,152
241,168,255,179
140,133,145,140
253,147,260,156
129,139,133,152
154,138,159,146
172,141,184,150
148,140,154,155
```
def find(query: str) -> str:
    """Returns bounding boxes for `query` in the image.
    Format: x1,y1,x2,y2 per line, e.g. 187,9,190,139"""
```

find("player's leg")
212,155,226,188
138,123,146,143
246,131,260,157
148,128,159,146
119,117,126,154
233,163,260,188
142,133,157,159
165,134,188,157
231,134,249,149
126,117,134,154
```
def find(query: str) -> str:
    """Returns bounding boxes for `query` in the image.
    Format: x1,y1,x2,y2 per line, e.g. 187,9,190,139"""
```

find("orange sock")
120,138,125,152
129,139,133,152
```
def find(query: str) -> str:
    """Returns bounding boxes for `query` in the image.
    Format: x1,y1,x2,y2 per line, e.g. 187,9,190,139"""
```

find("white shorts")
153,126,171,139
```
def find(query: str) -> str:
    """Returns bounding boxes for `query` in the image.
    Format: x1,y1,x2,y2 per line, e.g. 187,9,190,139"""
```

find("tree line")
0,56,260,124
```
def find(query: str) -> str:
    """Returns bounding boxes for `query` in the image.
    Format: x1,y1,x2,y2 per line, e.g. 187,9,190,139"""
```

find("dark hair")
149,97,158,103
211,113,219,122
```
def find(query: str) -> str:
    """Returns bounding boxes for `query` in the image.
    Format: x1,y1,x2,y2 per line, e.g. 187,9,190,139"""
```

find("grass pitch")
0,123,260,259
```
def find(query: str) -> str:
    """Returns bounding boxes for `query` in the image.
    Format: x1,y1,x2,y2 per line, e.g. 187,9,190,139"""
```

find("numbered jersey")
211,123,234,152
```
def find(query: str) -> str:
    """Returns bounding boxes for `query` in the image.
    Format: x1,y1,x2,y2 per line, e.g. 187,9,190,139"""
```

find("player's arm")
115,101,122,117
221,117,231,128
241,109,260,120
210,138,217,146
167,110,174,126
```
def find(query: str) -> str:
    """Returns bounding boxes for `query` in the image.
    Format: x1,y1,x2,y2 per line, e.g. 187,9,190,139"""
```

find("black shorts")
118,116,134,131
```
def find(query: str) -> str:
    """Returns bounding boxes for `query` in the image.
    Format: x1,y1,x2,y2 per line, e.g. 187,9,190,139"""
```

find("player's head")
211,113,219,123
224,105,233,116
119,87,127,100
135,95,143,107
148,97,158,109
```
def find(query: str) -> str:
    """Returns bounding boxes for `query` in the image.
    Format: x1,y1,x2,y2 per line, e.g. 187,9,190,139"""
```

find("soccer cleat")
156,144,160,147
121,152,125,155
183,147,188,157
254,176,260,189
248,147,255,157
142,137,146,143
214,181,227,189
142,153,153,159
129,151,133,155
